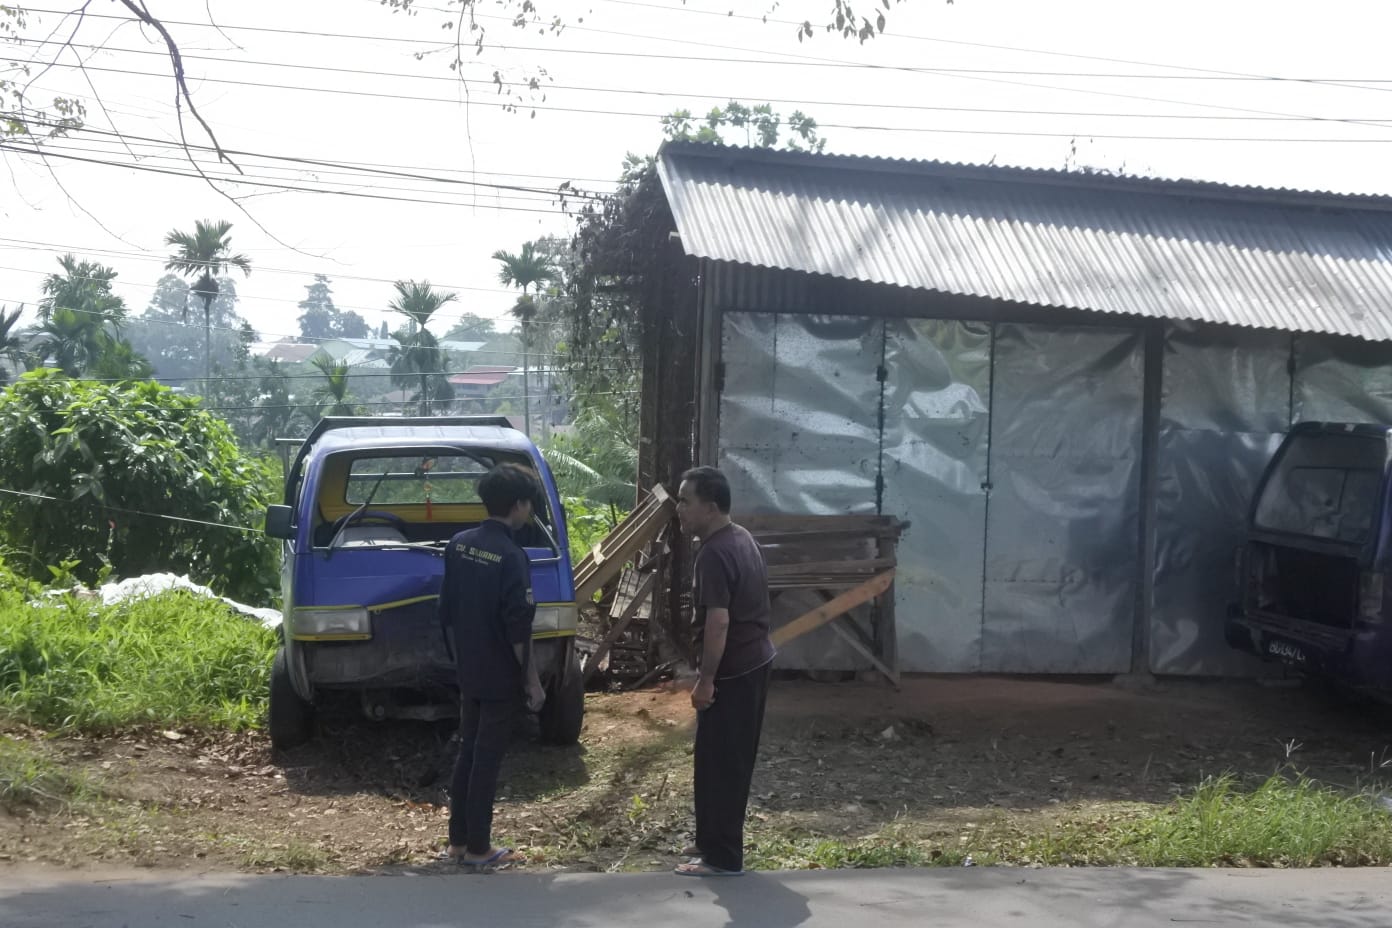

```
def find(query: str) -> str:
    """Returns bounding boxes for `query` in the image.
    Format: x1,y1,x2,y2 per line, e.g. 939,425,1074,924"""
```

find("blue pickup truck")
1228,421,1392,697
263,417,583,749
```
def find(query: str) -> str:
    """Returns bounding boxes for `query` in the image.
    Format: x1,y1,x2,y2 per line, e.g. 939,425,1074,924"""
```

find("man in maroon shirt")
673,466,775,877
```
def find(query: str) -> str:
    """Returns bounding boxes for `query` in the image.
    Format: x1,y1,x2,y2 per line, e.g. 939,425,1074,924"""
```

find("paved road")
1,865,1388,927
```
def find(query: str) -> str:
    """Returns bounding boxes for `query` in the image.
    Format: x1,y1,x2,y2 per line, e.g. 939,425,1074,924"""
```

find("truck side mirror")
265,504,295,540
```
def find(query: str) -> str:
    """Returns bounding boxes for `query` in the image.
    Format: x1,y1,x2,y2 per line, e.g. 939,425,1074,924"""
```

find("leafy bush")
0,582,276,732
0,370,278,603
561,496,616,564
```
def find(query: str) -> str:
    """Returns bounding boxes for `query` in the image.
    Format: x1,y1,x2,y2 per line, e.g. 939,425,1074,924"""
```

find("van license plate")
1267,639,1306,664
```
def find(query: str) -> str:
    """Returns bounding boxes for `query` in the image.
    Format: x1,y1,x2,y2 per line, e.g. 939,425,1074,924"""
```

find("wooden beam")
829,618,900,688
769,569,895,648
583,570,657,683
573,487,675,603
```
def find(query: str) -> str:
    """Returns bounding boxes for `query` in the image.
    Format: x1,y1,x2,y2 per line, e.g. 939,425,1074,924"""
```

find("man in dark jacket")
438,462,545,869
674,465,775,877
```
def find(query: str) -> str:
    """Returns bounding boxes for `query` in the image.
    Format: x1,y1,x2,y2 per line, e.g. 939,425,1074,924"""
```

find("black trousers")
694,662,772,872
448,696,517,854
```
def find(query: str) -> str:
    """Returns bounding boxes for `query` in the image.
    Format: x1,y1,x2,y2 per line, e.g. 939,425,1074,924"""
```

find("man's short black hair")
681,465,731,514
478,463,540,518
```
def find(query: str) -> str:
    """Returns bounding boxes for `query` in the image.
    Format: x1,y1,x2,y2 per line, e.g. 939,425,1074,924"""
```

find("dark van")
1227,422,1392,694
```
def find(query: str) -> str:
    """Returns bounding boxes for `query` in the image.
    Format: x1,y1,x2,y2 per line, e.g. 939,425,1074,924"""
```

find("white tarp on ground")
97,573,281,628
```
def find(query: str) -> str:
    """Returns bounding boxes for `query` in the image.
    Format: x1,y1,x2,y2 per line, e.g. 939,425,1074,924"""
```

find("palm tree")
39,255,125,326
310,355,358,417
0,306,25,386
387,280,457,417
492,241,558,436
542,397,639,525
34,307,108,376
163,220,251,386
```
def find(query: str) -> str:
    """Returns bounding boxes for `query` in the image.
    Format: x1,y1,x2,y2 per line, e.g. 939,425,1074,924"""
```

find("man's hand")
691,676,715,711
526,678,546,713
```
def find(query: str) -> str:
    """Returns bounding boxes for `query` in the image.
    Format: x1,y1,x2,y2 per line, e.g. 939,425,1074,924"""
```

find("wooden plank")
573,487,675,603
828,618,900,688
769,570,895,648
583,570,657,683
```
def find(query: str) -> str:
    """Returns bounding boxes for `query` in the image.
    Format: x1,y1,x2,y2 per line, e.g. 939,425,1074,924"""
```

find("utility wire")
0,486,264,534
16,36,1392,123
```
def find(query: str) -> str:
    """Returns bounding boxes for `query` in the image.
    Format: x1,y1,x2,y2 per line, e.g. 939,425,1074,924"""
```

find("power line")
198,389,639,413
0,485,263,534
0,235,579,311
6,107,612,197
25,58,1392,140
0,295,607,360
25,2,1392,86
4,140,587,210
596,0,1392,95
0,140,588,211
18,36,1392,123
19,5,1392,133
0,253,581,339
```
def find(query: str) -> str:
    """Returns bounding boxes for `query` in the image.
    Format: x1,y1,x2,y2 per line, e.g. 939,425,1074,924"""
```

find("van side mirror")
265,504,295,540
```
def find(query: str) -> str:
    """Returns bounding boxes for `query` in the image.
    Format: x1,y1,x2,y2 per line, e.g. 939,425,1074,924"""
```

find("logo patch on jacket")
525,588,534,605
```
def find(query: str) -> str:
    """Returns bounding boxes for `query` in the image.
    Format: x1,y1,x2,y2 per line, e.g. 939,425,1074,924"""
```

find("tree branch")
114,0,239,173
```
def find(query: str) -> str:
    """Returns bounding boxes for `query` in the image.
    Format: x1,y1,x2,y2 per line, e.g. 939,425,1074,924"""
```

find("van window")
1254,433,1386,544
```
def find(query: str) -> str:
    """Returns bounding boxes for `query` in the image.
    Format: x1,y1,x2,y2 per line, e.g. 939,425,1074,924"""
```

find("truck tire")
269,646,314,751
538,640,584,746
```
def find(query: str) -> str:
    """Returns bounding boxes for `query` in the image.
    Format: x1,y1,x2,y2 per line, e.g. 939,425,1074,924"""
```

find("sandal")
460,847,525,872
674,858,744,878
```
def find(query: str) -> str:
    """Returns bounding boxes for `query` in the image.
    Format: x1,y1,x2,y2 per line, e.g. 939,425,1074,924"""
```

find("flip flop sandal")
674,858,744,878
461,848,524,873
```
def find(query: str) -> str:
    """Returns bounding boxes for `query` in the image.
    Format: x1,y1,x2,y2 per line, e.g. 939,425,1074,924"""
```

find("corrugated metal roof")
657,142,1392,341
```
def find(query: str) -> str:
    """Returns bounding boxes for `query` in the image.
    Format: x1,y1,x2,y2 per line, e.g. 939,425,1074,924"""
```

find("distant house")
319,337,487,371
249,340,322,365
446,365,517,399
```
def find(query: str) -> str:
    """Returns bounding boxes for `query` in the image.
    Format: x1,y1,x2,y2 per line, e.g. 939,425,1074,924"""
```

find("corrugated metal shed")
657,142,1392,341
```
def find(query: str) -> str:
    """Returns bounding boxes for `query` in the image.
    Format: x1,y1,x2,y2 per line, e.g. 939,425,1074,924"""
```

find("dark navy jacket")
437,519,535,701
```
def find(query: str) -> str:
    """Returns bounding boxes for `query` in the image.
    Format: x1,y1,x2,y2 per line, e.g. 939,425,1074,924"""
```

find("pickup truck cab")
263,417,583,749
1227,421,1392,695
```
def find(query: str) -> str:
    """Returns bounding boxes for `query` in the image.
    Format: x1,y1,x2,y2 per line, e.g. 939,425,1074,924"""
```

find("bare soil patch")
3,675,1389,873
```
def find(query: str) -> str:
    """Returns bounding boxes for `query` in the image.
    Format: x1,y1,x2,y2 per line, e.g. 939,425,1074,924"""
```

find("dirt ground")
3,675,1391,874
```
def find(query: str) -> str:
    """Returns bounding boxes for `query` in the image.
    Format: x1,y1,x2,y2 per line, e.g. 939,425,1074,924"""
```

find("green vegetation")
1034,773,1392,867
741,773,1392,871
0,736,96,809
0,577,277,733
0,370,279,604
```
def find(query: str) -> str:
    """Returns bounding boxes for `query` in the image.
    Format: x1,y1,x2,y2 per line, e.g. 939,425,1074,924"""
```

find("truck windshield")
1254,432,1387,544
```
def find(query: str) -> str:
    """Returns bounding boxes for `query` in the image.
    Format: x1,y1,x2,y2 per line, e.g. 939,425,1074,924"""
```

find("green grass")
0,735,96,809
1037,773,1392,867
744,774,1392,871
0,586,278,733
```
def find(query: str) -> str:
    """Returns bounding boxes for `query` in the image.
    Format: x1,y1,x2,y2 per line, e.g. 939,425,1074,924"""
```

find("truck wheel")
538,641,584,746
269,646,314,751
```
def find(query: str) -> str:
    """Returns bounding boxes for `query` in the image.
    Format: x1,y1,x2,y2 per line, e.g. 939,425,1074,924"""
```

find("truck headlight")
533,604,578,636
291,607,371,640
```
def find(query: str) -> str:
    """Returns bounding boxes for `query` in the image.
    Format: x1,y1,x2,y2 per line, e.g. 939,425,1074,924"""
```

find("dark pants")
694,662,771,872
448,696,517,854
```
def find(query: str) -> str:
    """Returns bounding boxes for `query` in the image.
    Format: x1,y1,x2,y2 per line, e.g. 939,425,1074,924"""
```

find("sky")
4,0,1392,354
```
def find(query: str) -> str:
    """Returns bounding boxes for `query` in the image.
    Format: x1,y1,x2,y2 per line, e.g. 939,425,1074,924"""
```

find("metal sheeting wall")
718,312,883,669
1294,335,1392,423
880,319,992,672
715,303,1392,677
1149,323,1290,675
982,324,1145,673
1150,327,1392,675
